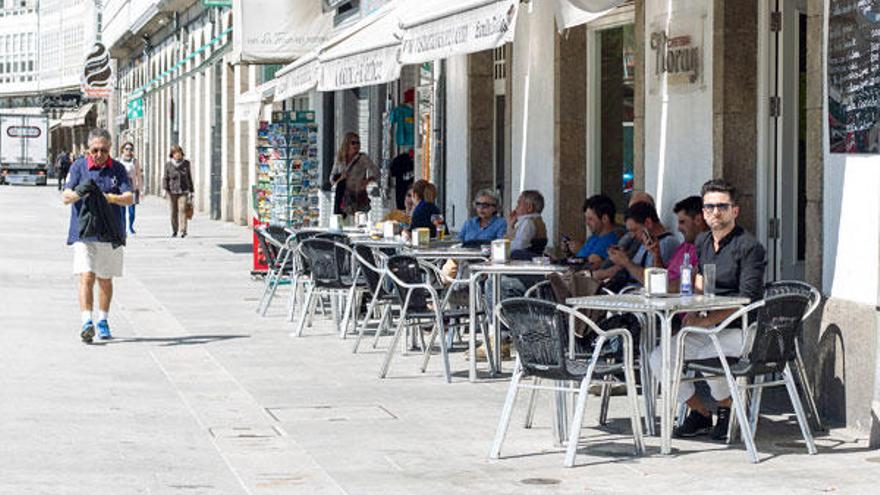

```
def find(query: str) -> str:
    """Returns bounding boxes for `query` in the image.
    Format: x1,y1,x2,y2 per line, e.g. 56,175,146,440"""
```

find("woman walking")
330,132,379,218
163,145,194,238
118,142,143,234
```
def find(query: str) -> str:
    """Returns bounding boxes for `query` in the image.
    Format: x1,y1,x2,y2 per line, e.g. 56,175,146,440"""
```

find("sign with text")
828,0,880,153
233,0,333,63
319,45,400,92
647,12,707,95
400,0,519,65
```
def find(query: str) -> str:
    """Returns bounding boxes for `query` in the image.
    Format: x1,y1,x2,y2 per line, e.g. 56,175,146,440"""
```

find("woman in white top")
118,142,143,234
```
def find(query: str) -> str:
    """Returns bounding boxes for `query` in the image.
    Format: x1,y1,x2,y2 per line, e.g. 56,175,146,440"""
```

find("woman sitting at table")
458,189,506,246
408,179,442,237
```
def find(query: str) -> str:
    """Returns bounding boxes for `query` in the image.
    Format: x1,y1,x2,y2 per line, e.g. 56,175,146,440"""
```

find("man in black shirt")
652,179,766,440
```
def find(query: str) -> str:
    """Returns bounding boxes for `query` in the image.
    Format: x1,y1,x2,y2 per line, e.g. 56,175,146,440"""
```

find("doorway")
766,0,808,280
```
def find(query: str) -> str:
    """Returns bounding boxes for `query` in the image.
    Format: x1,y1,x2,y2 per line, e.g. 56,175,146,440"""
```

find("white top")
510,213,542,252
119,157,137,178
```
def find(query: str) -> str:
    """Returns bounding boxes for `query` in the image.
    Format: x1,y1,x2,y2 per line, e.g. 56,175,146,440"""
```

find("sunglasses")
702,203,732,212
351,141,361,146
123,147,133,151
474,202,497,208
90,147,109,154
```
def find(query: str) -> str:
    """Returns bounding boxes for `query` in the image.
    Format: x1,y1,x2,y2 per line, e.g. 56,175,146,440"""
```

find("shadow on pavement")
91,334,250,347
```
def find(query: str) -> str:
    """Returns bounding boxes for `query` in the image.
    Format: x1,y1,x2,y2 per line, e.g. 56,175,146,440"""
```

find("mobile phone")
642,227,653,243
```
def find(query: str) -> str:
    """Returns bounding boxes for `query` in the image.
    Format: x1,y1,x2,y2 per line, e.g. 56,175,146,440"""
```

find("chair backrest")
764,280,821,321
315,232,350,245
385,255,430,311
354,243,385,297
523,280,558,302
257,225,288,268
744,293,810,369
298,238,352,288
496,298,579,381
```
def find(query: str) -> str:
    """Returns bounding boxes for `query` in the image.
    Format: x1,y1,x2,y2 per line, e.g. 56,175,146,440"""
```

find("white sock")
97,310,108,322
81,311,92,324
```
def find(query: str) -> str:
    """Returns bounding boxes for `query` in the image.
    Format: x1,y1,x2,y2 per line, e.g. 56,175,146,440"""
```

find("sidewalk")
0,186,877,494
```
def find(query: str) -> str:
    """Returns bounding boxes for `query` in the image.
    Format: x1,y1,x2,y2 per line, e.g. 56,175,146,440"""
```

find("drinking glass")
431,214,445,240
703,264,716,297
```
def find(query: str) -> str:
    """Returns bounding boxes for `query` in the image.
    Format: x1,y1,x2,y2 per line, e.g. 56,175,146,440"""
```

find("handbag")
185,198,194,220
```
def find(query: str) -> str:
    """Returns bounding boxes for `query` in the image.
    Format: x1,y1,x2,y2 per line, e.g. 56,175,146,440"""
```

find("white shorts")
73,241,124,279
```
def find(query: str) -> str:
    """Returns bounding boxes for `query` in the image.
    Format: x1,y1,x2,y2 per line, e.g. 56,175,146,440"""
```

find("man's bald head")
629,191,655,208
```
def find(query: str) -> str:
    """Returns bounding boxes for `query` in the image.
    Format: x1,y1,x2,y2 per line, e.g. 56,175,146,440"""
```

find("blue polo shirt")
459,215,507,244
575,230,620,259
65,157,131,245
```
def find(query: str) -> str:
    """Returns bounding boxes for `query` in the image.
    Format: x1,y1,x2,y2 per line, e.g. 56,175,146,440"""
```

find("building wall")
38,0,97,93
511,0,557,241
642,0,714,228
444,54,469,231
0,2,38,94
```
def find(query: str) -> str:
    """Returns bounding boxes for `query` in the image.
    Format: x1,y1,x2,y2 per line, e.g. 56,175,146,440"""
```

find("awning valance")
232,0,333,63
274,52,320,101
399,0,519,65
554,0,626,30
234,80,279,122
60,103,95,128
318,2,403,92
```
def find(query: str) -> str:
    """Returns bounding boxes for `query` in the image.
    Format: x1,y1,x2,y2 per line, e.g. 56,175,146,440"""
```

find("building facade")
0,0,38,107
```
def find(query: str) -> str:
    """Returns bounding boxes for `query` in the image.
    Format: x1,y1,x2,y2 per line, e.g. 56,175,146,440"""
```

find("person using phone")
561,194,621,270
606,202,679,285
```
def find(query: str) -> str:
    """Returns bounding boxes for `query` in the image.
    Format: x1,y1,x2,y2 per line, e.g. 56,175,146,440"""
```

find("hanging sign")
233,0,333,63
81,43,113,99
127,98,144,120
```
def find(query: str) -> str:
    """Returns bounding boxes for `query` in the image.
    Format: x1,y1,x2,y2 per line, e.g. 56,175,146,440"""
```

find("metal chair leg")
598,375,613,426
622,338,645,455
524,377,541,428
783,364,818,455
286,275,300,323
489,364,524,459
563,363,598,468
793,343,824,431
293,285,315,337
379,295,411,379
749,375,766,438
724,371,759,463
353,291,380,353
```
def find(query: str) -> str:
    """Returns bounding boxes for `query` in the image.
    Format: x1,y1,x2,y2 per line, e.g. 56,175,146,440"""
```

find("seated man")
606,202,680,286
593,191,655,289
506,190,548,258
650,179,766,440
665,195,708,291
562,194,620,270
459,189,506,244
479,190,548,360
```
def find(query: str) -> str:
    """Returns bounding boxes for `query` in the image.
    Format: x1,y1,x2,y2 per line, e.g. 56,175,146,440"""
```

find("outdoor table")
404,245,488,261
467,261,568,382
565,293,750,455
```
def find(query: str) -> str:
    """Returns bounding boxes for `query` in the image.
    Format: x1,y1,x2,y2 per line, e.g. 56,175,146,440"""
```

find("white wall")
445,54,469,231
510,0,557,241
821,2,880,307
643,0,713,228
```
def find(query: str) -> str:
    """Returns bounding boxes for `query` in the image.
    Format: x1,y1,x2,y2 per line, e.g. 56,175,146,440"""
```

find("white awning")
554,0,626,30
274,52,320,101
59,103,95,128
232,0,333,63
318,2,403,92
399,0,520,65
234,80,279,122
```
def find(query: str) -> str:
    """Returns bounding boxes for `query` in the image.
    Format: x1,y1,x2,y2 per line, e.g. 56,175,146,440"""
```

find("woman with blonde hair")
330,132,379,218
162,145,194,238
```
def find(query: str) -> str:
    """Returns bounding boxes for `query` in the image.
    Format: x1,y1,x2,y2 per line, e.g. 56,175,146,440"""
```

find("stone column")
555,24,587,247
467,50,494,205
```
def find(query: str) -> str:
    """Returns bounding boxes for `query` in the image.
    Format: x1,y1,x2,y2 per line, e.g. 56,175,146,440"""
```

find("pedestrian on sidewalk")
118,142,143,235
61,128,133,343
163,145,194,238
330,132,378,219
55,150,71,191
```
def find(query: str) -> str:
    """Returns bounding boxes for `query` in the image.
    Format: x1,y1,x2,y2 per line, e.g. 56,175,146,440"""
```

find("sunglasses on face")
703,203,732,213
474,202,497,208
123,147,133,151
90,147,109,154
351,141,361,146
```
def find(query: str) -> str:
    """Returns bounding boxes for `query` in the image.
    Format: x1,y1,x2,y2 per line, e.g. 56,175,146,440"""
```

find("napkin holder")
491,239,510,264
644,268,668,295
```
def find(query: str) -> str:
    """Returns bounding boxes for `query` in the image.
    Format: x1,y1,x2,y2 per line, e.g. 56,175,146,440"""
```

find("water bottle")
680,252,693,295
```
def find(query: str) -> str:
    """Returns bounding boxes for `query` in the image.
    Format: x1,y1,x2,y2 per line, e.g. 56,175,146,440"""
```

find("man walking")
55,150,71,191
61,128,133,343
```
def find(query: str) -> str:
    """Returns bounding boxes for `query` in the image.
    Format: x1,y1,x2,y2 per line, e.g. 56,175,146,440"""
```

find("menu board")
828,0,880,153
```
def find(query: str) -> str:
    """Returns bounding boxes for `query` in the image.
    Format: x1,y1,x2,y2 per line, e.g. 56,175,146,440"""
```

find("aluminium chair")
670,293,818,463
490,298,644,468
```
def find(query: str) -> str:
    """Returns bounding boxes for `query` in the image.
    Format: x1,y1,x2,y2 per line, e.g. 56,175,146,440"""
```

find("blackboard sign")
828,1,880,153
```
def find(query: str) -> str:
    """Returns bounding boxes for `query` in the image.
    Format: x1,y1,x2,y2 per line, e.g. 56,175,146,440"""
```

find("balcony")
102,0,200,57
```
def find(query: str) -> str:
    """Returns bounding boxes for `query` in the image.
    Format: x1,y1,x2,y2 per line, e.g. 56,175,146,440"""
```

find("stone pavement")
1,186,878,495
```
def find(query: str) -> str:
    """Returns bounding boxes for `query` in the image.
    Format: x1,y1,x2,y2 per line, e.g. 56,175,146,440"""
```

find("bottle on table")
680,252,693,296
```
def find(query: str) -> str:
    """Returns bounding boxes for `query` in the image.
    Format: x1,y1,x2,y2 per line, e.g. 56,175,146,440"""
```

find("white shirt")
510,213,543,252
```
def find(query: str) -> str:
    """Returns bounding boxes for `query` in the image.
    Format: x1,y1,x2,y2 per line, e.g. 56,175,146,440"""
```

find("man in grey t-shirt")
606,202,680,286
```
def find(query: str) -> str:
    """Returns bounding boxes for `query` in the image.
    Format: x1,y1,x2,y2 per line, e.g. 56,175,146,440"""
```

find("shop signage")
828,0,880,154
275,57,320,101
40,94,82,110
233,0,333,63
81,43,113,99
127,98,144,121
320,45,401,91
650,30,700,85
203,0,231,6
400,0,519,65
